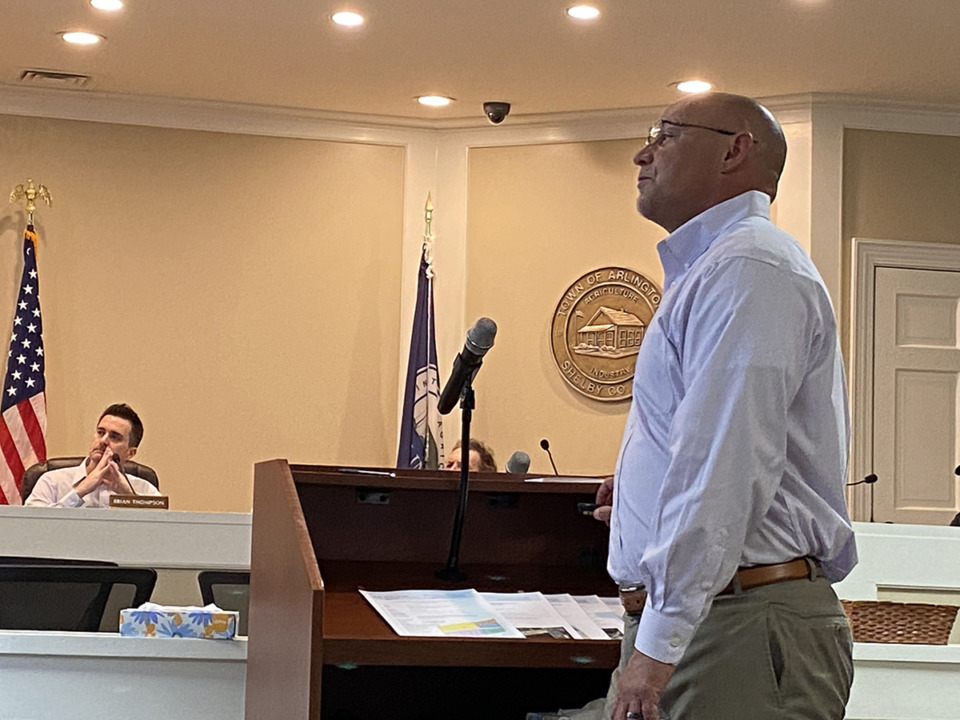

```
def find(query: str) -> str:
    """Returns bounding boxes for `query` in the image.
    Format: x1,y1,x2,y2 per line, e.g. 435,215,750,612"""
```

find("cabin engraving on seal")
550,267,661,402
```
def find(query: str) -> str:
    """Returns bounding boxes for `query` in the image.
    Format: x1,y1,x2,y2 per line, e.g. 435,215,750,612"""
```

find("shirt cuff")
633,601,697,665
61,489,85,508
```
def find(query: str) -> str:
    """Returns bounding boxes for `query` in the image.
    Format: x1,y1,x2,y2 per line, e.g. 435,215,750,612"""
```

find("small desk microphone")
539,439,559,476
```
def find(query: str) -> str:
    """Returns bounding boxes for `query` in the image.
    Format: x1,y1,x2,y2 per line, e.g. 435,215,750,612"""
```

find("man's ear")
721,133,753,173
126,446,138,460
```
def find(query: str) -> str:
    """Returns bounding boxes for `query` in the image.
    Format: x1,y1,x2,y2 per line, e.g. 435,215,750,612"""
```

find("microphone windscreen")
465,317,497,356
506,451,531,474
540,438,550,450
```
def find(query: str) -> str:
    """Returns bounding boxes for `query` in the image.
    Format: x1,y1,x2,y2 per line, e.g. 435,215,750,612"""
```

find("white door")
872,266,960,524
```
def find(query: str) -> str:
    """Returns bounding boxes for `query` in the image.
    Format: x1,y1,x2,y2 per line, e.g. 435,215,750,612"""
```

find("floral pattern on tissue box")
120,603,238,639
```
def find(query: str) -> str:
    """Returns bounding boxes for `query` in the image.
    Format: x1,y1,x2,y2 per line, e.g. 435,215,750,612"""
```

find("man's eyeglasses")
644,120,740,148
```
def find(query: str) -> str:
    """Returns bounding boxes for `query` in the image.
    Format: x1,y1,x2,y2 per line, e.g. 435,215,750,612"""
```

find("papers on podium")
480,592,581,639
360,589,524,638
571,595,625,639
361,589,617,640
543,594,612,640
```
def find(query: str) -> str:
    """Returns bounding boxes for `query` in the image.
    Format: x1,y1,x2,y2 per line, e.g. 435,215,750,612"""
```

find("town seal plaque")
551,267,661,402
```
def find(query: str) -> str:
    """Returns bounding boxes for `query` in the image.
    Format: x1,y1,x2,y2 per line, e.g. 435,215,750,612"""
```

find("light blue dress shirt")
608,190,857,665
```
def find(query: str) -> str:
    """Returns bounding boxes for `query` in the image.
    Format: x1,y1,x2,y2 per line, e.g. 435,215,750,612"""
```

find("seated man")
25,403,160,507
445,438,497,472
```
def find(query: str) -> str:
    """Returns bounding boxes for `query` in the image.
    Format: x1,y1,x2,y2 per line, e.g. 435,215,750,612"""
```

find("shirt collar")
656,190,771,288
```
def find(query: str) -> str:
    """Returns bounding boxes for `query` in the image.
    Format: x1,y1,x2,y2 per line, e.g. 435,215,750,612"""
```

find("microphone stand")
437,381,475,582
847,474,878,522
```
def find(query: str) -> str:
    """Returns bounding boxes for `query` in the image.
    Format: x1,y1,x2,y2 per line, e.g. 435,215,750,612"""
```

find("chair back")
198,570,250,635
20,456,160,501
0,565,156,632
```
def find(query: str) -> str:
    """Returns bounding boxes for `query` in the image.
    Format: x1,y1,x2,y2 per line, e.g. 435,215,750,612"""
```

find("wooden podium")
245,460,620,720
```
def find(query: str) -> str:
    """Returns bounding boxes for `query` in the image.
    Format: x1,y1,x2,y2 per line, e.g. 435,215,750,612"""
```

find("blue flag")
397,240,444,469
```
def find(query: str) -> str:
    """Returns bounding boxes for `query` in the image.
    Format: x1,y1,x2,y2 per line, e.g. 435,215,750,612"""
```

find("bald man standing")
584,94,857,720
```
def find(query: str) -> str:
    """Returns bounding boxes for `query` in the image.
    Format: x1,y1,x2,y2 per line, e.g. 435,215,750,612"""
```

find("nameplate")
109,495,170,509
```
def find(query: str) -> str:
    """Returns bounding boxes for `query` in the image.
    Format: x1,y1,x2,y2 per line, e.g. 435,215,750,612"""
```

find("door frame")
850,238,960,521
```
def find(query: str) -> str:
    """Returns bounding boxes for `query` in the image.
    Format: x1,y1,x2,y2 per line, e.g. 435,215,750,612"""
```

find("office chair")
0,565,157,632
198,570,250,635
20,456,160,502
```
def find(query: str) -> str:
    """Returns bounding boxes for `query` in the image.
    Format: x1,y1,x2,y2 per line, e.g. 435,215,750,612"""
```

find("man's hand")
593,475,614,525
611,649,675,720
73,451,127,497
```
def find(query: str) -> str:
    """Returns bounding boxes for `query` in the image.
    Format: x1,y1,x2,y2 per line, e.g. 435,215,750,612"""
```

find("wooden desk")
245,461,618,720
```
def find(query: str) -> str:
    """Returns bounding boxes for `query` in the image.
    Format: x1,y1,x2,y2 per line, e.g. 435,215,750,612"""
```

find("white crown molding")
0,84,437,144
6,84,960,144
0,84,824,141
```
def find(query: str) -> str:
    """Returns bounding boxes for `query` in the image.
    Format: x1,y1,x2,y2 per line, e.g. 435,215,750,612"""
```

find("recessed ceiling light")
90,0,124,10
567,5,601,20
417,95,454,107
332,11,364,27
675,80,712,94
60,31,104,46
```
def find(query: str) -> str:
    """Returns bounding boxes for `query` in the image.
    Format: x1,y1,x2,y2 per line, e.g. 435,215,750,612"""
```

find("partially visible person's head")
950,512,960,527
445,438,497,472
632,92,787,232
86,403,143,472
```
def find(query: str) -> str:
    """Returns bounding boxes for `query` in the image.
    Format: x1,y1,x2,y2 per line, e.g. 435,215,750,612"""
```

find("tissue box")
120,603,238,639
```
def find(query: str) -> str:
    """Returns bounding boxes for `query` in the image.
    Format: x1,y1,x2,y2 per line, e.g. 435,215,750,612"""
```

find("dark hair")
99,403,144,448
950,512,960,528
451,438,497,472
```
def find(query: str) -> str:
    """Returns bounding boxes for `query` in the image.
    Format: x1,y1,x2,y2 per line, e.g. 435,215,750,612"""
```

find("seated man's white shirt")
25,461,160,508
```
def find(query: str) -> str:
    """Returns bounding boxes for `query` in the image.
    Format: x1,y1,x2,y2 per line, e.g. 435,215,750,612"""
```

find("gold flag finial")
423,193,436,278
10,179,52,226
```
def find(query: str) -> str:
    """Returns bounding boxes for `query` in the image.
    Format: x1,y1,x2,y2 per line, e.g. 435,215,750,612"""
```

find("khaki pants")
565,577,853,720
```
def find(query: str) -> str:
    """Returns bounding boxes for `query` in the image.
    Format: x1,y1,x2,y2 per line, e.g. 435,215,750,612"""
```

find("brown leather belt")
619,557,822,614
718,557,822,595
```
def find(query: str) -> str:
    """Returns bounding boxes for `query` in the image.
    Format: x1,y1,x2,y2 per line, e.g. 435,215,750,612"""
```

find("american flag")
0,227,47,505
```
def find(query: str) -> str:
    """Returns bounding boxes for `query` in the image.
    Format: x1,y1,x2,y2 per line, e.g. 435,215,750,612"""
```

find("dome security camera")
483,101,511,124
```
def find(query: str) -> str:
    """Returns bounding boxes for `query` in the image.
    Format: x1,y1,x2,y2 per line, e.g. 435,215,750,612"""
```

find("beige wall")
0,115,404,512
843,129,960,246
466,139,664,476
841,128,960,349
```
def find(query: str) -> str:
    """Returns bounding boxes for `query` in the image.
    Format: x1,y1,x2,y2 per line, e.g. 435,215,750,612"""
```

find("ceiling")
3,0,960,123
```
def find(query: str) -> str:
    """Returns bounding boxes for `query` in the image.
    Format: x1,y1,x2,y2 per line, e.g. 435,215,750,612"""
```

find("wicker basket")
841,600,959,645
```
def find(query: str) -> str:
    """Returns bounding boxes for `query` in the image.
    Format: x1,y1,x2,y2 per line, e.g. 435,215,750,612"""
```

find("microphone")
955,466,959,476
846,473,878,487
505,451,530,474
438,318,497,415
540,439,559,476
112,453,139,495
846,473,877,523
